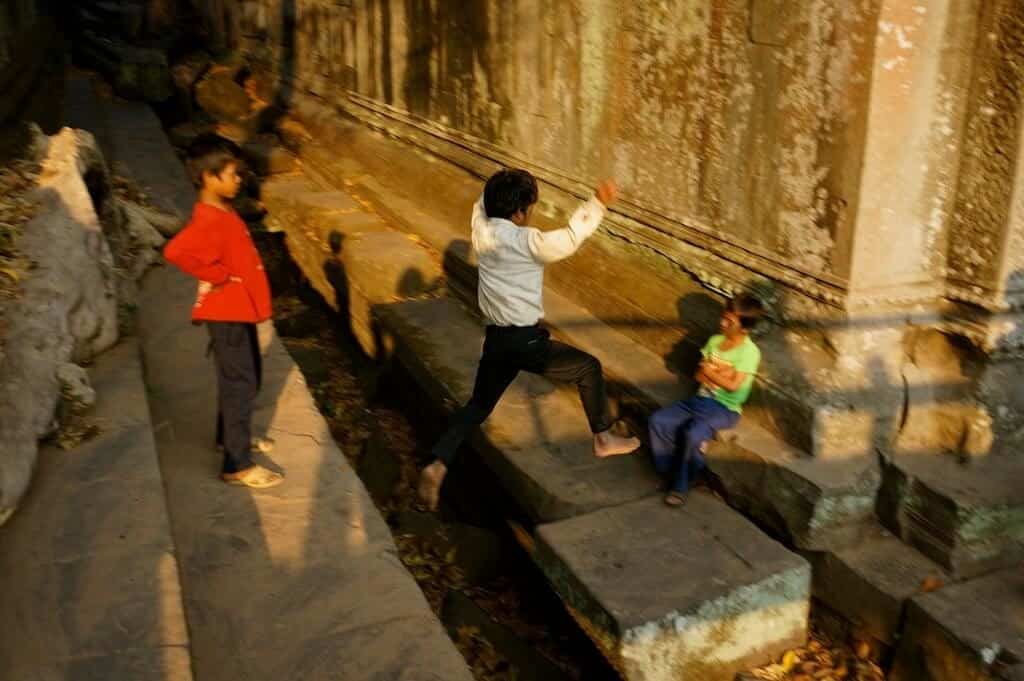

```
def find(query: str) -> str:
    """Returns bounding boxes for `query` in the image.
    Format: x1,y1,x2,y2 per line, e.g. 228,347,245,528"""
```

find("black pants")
208,321,262,474
431,325,612,466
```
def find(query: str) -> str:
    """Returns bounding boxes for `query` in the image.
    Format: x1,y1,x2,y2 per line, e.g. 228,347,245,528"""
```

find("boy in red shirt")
163,137,283,489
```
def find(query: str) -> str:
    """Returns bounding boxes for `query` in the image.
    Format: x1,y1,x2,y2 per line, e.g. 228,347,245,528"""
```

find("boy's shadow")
665,292,724,394
323,230,352,338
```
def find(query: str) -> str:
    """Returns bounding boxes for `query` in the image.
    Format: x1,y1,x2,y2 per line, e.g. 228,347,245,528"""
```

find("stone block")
242,135,299,175
0,128,120,524
75,30,173,102
890,568,1024,681
374,297,661,523
805,529,949,645
534,493,810,681
879,453,1024,578
705,431,881,550
170,50,211,99
194,68,254,124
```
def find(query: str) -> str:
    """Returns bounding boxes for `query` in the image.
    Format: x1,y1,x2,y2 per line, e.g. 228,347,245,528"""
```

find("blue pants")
648,396,739,493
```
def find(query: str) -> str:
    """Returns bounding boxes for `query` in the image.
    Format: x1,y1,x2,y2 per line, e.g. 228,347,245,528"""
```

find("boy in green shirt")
649,294,763,506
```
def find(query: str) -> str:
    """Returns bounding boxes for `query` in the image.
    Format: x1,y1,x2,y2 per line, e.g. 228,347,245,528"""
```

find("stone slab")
300,141,882,550
534,493,810,681
880,453,1024,578
138,264,473,681
6,646,194,681
890,568,1024,681
0,338,193,680
374,296,661,523
806,529,950,645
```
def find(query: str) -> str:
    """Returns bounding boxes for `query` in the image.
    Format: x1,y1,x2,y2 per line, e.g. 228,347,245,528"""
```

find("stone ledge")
805,529,950,646
890,568,1024,681
287,136,884,551
0,338,193,681
534,493,810,681
374,296,661,523
879,453,1024,578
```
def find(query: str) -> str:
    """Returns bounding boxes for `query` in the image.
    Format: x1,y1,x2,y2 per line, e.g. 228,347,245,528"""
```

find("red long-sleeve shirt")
163,203,272,323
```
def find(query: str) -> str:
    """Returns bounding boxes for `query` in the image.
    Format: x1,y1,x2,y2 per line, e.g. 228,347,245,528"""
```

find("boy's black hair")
483,169,538,220
727,294,764,330
185,133,242,189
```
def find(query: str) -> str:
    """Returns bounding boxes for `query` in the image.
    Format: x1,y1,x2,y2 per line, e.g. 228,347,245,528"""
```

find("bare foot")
593,431,641,458
417,460,447,511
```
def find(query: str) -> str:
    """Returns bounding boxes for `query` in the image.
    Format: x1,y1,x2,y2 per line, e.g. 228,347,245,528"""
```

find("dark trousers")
208,321,262,474
432,324,612,466
648,396,739,493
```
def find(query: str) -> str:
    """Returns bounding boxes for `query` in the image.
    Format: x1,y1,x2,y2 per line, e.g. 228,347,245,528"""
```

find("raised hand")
595,179,619,207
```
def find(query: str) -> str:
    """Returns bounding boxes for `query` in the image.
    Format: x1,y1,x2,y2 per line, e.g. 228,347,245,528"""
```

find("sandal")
216,436,275,455
222,465,284,489
664,491,687,507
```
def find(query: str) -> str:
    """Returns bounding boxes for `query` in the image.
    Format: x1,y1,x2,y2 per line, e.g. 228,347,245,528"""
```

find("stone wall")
0,0,64,139
188,0,1024,462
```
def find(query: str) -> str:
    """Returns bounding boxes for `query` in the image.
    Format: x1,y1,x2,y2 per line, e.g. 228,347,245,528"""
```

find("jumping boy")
648,294,763,506
163,136,283,489
417,169,641,511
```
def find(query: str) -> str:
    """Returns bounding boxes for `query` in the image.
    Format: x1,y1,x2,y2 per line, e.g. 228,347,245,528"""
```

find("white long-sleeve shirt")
471,194,606,327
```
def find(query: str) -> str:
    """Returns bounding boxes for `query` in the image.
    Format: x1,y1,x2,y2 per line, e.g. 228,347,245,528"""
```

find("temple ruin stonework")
220,0,1024,570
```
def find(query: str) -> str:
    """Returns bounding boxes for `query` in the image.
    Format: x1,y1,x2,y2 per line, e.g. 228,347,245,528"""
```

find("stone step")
804,528,950,647
369,296,810,680
260,117,813,680
139,264,474,681
534,493,810,681
261,174,439,354
889,567,1024,681
375,296,661,522
305,154,881,551
81,81,474,680
879,452,1024,579
0,339,194,681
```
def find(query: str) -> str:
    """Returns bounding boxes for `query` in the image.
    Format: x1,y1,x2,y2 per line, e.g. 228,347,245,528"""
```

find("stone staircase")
258,104,1024,680
0,73,473,681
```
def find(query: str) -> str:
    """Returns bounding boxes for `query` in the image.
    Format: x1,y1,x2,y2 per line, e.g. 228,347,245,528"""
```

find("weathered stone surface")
890,568,1024,681
63,73,193,220
77,1,146,40
55,362,96,415
806,530,949,645
167,120,216,149
170,50,211,112
194,67,254,124
75,30,173,102
534,493,810,681
0,338,192,680
280,129,882,550
704,436,880,550
231,0,1024,478
242,135,299,175
139,264,474,681
879,452,1024,578
0,128,120,525
375,297,660,523
261,175,420,351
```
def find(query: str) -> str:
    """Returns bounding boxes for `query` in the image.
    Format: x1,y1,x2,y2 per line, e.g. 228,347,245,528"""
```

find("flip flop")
216,436,275,454
222,465,284,489
664,491,687,507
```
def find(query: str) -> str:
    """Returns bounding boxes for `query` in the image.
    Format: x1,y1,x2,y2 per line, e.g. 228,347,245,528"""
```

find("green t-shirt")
699,334,761,413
